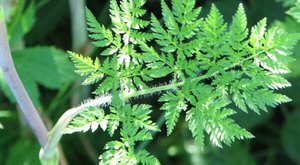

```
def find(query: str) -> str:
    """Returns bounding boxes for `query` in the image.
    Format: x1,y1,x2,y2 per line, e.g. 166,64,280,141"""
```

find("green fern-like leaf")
229,4,248,52
186,107,205,149
63,107,108,134
86,8,114,47
68,0,300,164
99,141,135,164
130,104,160,132
159,91,187,135
69,51,100,76
136,150,160,165
287,1,300,23
201,4,228,61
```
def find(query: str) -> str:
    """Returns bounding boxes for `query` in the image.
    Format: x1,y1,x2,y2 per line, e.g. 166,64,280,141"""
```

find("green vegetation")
1,0,300,164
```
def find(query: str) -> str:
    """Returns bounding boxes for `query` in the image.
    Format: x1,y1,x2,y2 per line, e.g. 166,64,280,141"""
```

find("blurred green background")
0,0,300,164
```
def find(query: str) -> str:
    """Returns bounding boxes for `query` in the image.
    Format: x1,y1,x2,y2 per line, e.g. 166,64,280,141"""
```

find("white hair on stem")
40,94,112,161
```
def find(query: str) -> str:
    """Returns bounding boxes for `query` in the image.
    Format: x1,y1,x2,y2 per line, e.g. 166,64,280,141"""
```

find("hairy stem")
40,95,112,161
125,50,264,99
0,6,48,147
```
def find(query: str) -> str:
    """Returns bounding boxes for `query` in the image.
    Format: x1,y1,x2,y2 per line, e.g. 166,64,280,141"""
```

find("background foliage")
0,0,300,164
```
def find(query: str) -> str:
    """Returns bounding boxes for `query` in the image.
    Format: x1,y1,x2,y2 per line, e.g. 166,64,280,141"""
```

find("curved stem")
0,6,48,147
40,95,112,161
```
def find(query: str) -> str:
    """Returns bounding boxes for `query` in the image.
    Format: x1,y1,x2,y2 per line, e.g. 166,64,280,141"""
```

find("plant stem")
40,95,112,162
69,0,87,51
0,6,48,147
126,82,183,99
